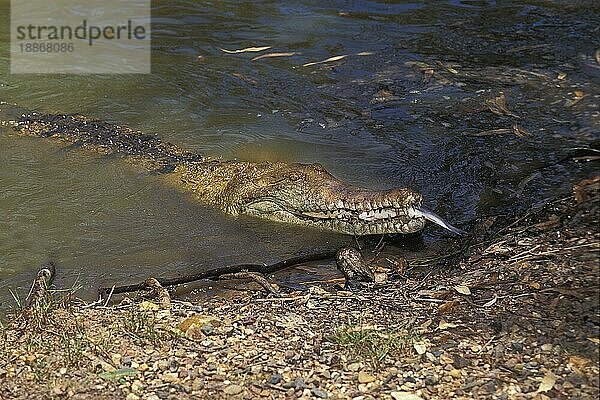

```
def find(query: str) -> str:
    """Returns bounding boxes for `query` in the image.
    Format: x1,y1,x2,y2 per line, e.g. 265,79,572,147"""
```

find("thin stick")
98,251,336,298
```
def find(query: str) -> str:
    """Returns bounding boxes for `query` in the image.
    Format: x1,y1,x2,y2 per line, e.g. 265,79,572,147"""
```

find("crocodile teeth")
358,209,398,221
303,211,329,219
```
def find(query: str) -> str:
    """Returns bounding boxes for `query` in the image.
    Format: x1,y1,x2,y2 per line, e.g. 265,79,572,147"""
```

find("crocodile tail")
2,104,203,173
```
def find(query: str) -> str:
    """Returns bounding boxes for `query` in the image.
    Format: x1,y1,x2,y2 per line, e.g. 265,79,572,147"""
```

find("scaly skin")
9,112,439,236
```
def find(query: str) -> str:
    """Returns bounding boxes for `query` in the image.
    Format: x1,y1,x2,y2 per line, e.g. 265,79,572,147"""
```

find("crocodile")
4,110,464,236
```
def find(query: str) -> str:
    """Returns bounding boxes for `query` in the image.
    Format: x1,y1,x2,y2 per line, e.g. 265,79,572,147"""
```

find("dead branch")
98,251,336,299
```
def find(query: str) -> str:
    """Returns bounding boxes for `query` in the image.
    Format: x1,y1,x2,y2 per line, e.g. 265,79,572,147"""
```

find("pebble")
223,384,243,395
347,362,362,372
161,372,179,383
358,371,376,384
269,373,282,385
452,355,470,369
449,369,462,379
425,373,439,386
201,324,214,336
312,387,328,398
111,353,122,366
391,391,424,400
294,377,308,390
511,342,524,352
138,363,149,372
541,343,553,352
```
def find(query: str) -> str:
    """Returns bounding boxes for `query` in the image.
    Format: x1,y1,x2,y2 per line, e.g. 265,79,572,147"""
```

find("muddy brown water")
0,0,598,309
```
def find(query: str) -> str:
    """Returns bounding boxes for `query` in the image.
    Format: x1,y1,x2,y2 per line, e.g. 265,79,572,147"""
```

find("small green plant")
328,322,415,367
122,307,164,345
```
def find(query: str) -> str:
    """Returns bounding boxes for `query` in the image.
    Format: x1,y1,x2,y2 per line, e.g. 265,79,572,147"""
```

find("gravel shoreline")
1,180,598,399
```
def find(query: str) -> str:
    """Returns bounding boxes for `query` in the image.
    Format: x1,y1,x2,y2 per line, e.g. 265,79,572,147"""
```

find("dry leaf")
454,285,471,295
232,73,258,85
303,55,348,67
251,52,298,61
588,337,600,344
568,356,591,374
438,300,458,313
532,215,560,231
512,122,530,137
138,301,159,311
438,320,459,330
302,51,373,67
573,176,600,203
537,371,556,393
374,272,388,284
177,314,220,332
419,319,433,331
595,49,600,65
220,46,272,54
413,342,427,355
557,71,567,80
485,92,519,118
405,61,432,69
483,296,497,307
472,128,512,137
565,90,588,107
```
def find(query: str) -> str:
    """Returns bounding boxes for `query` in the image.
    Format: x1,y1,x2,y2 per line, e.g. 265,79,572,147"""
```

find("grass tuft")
328,321,417,367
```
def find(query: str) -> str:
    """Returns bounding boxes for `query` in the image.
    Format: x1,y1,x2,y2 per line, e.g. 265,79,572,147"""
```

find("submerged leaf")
302,51,373,67
485,92,519,118
252,52,298,61
220,46,272,54
472,128,512,137
303,55,348,67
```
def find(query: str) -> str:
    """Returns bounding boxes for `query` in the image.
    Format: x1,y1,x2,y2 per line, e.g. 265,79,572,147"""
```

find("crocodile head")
220,162,463,236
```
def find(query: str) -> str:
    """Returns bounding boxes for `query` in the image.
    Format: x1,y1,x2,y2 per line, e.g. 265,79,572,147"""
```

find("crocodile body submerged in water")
6,111,463,236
